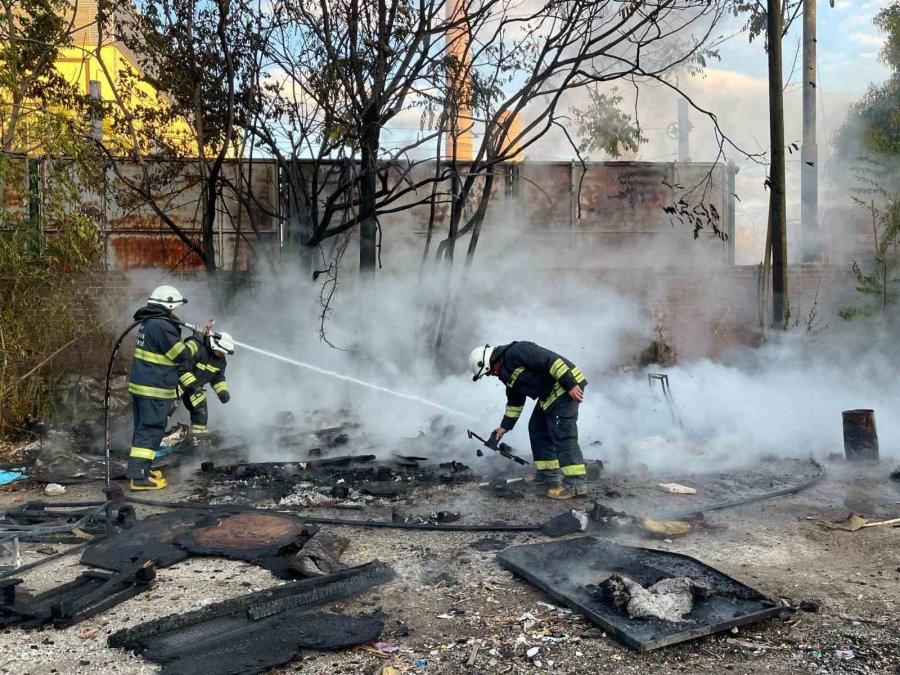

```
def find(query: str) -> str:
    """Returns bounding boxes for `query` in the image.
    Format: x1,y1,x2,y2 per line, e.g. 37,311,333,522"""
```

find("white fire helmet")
469,344,493,381
147,285,187,311
210,331,235,355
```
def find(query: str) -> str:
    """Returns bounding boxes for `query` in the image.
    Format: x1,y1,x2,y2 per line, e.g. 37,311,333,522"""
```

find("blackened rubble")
110,562,395,675
498,537,782,651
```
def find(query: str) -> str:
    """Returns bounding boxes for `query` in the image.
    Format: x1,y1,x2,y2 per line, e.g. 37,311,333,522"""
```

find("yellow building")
54,0,197,154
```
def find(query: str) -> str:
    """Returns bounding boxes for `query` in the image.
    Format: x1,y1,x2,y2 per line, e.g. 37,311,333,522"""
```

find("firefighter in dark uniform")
177,330,234,437
127,285,198,490
469,342,588,499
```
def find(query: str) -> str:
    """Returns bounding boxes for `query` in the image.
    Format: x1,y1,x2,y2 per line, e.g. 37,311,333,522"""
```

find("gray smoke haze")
126,190,899,475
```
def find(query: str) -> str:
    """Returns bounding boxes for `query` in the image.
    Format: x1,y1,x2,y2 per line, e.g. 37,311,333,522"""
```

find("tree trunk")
767,0,788,328
358,123,380,275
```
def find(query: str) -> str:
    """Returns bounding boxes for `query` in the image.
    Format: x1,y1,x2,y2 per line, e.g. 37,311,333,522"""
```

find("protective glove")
217,390,230,404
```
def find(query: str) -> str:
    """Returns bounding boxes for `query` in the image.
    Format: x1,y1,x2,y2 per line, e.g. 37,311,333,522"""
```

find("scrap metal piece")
497,537,780,652
648,373,684,429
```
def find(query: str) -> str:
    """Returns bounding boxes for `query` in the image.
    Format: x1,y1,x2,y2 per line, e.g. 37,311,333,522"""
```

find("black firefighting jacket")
177,336,229,408
491,341,587,430
128,305,198,400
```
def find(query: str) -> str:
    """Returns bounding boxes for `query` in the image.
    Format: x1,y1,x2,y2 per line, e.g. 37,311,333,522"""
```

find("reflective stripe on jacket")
128,305,197,400
493,341,587,430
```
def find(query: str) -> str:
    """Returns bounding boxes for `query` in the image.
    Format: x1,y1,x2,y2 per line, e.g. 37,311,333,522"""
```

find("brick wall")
73,264,856,375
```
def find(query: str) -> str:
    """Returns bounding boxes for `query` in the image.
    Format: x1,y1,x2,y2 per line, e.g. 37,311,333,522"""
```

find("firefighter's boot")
546,486,576,500
130,473,168,491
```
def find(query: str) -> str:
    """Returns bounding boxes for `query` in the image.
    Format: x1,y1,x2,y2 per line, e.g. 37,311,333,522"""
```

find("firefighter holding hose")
177,329,234,440
126,285,198,490
469,341,588,499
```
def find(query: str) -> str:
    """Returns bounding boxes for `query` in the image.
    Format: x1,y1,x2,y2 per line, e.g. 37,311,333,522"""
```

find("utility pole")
767,0,788,327
800,0,819,262
89,80,103,142
677,98,691,162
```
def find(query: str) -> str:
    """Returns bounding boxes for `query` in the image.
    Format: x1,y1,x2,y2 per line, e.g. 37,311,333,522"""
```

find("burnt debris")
0,560,156,629
81,509,346,580
497,537,781,651
109,561,394,675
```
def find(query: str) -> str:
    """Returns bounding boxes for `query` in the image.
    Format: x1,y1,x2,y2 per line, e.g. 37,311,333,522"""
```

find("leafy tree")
836,2,900,159
838,158,900,319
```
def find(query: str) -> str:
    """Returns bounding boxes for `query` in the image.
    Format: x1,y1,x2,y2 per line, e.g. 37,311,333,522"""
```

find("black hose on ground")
103,320,143,489
652,459,826,521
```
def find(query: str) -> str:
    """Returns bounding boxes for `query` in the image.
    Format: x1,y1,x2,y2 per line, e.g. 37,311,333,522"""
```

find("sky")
715,0,891,92
363,0,896,264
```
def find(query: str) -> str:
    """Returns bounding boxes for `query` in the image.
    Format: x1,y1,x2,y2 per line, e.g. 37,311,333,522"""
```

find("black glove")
217,390,230,404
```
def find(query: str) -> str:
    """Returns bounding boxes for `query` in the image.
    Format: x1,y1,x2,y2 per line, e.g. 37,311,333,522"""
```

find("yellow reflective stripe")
190,424,208,433
128,383,177,399
504,404,523,418
534,460,560,470
561,464,586,476
179,372,198,385
212,381,228,393
134,349,175,366
549,358,569,380
186,340,200,355
571,367,586,383
507,367,525,389
165,341,187,360
197,363,221,373
190,392,207,406
539,382,565,410
130,446,157,460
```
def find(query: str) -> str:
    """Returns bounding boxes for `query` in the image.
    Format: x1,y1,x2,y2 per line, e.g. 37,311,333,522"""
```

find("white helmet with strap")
148,285,187,310
209,331,235,355
469,344,493,381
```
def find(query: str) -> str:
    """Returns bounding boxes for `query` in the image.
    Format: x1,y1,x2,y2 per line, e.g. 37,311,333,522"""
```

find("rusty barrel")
842,409,879,462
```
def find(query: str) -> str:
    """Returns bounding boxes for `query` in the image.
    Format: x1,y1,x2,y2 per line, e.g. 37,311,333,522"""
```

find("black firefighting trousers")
527,395,587,489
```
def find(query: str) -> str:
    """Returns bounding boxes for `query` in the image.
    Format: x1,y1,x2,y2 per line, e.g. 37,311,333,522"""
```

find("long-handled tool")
466,430,530,465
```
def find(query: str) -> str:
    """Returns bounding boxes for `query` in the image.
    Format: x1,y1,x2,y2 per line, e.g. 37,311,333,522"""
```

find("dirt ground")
0,458,898,675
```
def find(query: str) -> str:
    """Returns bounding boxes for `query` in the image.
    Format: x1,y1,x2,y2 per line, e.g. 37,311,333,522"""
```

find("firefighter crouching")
127,285,198,491
469,341,588,500
177,330,234,438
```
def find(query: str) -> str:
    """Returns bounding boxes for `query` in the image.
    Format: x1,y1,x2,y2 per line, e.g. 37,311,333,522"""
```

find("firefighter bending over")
177,330,234,438
469,341,588,500
127,285,198,491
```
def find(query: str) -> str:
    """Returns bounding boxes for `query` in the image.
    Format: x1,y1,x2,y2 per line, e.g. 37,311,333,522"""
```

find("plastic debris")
0,469,26,485
376,642,399,654
637,517,691,538
43,483,66,496
835,649,855,660
415,660,427,668
526,647,540,659
658,483,697,495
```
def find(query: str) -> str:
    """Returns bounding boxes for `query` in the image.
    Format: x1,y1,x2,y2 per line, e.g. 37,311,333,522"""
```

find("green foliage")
570,88,645,158
0,202,103,435
835,2,900,159
838,159,900,320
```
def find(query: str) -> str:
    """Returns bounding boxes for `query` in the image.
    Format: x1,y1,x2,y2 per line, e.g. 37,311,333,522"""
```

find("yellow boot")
546,486,575,500
130,474,168,491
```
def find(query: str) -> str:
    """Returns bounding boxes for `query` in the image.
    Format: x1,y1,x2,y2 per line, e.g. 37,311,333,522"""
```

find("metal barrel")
842,409,879,462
